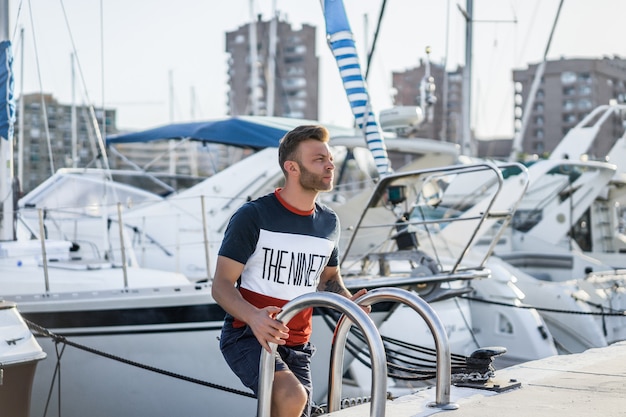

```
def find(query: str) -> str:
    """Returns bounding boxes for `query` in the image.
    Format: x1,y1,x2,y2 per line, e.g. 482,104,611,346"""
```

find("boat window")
618,204,626,235
570,208,592,251
511,209,542,232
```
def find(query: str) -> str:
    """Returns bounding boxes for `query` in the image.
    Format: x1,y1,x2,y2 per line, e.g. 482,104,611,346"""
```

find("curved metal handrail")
257,292,388,417
328,287,459,413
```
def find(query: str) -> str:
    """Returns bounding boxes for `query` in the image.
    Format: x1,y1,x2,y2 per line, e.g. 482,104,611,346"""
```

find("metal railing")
329,287,459,413
258,288,459,416
257,292,388,417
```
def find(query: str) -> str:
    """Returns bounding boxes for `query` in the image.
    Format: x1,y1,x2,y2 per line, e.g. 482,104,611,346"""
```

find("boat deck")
326,341,626,417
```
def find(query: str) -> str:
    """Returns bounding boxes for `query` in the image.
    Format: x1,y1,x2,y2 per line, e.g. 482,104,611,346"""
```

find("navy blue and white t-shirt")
218,189,340,346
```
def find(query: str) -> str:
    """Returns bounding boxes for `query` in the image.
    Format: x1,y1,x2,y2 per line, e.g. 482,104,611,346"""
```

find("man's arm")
318,265,368,304
212,255,289,353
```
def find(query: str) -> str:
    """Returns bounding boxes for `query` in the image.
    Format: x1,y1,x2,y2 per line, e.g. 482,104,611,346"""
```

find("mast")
0,0,16,240
18,28,24,185
71,53,78,168
440,0,451,142
461,0,473,156
168,70,176,175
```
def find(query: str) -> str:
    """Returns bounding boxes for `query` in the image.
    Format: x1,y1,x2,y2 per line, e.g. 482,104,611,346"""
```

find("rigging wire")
100,0,105,142
56,0,141,265
515,0,542,67
453,294,481,348
364,0,387,81
26,0,54,175
57,0,111,175
11,0,112,177
10,0,24,41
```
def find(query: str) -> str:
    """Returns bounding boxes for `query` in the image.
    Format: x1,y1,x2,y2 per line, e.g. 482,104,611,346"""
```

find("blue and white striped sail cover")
322,0,390,177
0,41,15,141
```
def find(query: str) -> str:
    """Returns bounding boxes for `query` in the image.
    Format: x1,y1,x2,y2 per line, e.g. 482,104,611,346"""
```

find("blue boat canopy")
106,116,355,149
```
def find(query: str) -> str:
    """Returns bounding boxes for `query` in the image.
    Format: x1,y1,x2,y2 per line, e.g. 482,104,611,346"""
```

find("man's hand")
248,306,290,353
350,288,372,314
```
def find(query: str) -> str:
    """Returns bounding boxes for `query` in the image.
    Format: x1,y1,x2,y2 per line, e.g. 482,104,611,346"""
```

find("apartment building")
225,15,319,119
513,56,626,158
14,93,116,194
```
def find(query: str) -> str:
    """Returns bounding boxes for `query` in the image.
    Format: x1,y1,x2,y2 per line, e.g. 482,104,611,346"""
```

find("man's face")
295,140,335,192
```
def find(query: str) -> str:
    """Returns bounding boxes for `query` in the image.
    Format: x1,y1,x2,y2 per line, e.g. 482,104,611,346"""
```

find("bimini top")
106,115,356,149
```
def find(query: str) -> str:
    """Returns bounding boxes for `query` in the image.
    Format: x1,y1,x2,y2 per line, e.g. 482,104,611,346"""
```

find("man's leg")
221,321,315,417
220,322,263,392
277,343,315,417
271,370,308,417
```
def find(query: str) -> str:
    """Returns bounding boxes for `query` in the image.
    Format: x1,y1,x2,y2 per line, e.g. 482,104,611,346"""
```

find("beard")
297,162,334,192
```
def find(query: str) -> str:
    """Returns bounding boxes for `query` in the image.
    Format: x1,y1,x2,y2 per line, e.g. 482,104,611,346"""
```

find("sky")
5,0,626,139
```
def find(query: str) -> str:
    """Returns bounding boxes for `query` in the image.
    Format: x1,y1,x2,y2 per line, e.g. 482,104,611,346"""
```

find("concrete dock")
325,341,626,417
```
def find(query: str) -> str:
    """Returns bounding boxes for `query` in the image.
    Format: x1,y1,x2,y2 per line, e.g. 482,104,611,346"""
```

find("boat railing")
340,162,527,276
257,288,459,417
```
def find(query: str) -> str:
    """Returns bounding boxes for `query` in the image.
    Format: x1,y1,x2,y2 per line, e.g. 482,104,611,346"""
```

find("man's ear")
285,160,299,175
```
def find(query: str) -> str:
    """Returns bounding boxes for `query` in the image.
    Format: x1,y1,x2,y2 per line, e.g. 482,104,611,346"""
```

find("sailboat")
0,40,46,417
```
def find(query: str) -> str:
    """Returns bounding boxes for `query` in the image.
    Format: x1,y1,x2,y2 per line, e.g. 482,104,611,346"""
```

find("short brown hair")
278,125,330,174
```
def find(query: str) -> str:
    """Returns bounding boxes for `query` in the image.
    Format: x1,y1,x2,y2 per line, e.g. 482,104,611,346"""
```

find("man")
212,125,366,417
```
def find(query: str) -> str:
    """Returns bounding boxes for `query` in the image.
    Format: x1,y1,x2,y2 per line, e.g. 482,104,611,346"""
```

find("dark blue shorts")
220,316,316,417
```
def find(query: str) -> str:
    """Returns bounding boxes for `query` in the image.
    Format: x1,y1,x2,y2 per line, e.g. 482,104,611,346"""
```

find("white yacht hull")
15,284,393,417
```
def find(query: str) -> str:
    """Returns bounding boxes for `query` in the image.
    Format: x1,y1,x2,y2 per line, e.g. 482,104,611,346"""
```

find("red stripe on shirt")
233,287,313,346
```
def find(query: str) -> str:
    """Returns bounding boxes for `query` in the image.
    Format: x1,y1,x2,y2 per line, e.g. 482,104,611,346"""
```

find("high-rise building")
225,15,319,119
513,57,626,158
14,93,116,194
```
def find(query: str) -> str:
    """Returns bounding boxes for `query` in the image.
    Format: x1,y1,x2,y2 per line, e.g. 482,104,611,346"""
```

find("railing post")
200,195,212,281
37,208,50,294
116,202,129,289
257,292,388,417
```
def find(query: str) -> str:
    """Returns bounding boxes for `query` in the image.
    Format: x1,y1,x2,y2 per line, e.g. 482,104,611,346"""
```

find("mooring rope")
318,308,470,382
24,292,625,404
461,295,626,316
24,319,256,399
